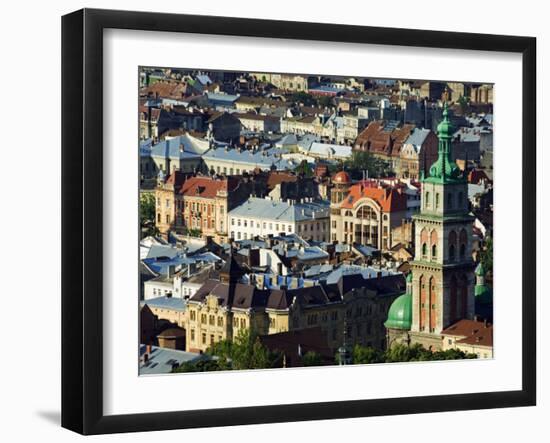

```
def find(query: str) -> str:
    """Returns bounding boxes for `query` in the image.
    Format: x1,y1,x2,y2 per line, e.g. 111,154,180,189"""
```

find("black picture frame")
62,8,537,435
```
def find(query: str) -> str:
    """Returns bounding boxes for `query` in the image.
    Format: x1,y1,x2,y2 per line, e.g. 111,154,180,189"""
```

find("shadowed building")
184,254,405,353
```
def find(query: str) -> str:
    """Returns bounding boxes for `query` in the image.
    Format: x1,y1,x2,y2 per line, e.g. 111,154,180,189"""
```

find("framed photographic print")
61,8,536,435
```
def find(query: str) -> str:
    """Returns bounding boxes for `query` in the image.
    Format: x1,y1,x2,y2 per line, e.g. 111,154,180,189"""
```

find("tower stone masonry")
410,103,475,342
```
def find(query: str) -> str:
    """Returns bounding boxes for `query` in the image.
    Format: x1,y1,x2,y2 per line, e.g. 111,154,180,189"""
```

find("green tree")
291,91,316,107
480,236,493,277
140,193,156,227
352,344,384,364
384,343,476,362
207,329,282,371
294,159,314,177
140,193,159,238
317,95,333,108
344,150,393,179
302,351,323,367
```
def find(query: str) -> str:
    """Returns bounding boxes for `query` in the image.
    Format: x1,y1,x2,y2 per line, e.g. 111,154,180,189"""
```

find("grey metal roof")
140,296,187,312
202,146,297,170
228,198,329,223
139,345,203,375
150,134,209,160
297,134,320,150
206,92,239,103
404,128,431,147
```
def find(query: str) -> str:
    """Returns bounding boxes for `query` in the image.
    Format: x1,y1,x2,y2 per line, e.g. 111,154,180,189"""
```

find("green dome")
385,292,412,330
475,262,486,276
406,272,413,283
475,283,492,305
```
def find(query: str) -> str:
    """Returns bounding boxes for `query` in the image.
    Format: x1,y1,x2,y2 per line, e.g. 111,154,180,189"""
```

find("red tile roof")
267,171,297,189
468,169,490,184
164,170,186,188
179,176,237,198
441,319,493,348
355,121,415,157
142,80,189,99
339,181,407,212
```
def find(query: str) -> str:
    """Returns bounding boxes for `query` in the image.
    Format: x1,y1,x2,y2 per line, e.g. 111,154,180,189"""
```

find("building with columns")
329,172,408,250
385,104,479,352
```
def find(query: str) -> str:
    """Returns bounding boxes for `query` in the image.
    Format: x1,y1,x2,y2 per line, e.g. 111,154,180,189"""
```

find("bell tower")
410,103,475,342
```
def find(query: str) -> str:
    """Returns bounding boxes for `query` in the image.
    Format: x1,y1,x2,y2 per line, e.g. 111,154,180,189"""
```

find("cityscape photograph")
138,67,494,374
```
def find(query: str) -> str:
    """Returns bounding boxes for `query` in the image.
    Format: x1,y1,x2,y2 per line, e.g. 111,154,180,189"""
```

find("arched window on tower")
458,191,464,208
448,230,457,262
459,229,467,260
425,191,430,208
435,193,440,209
448,192,453,209
420,228,428,259
430,230,438,261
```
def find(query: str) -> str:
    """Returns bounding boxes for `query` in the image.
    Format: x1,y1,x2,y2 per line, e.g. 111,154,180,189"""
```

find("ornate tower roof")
423,102,463,184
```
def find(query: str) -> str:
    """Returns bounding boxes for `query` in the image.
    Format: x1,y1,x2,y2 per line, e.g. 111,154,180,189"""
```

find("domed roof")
384,291,412,330
475,262,486,276
332,170,351,184
475,284,492,302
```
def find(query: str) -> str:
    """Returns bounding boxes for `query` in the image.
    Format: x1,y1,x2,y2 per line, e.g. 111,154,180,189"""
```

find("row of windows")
231,218,293,232
189,311,225,327
182,312,248,330
425,191,465,209
189,329,223,345
186,216,215,230
214,165,247,175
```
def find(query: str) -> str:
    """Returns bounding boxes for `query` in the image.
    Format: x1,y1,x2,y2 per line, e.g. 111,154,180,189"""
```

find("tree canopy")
302,351,323,367
140,192,159,238
174,330,283,373
358,343,477,364
343,150,393,179
480,235,493,277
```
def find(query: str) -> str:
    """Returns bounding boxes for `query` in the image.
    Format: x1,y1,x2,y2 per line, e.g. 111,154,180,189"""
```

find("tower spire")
424,101,462,183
